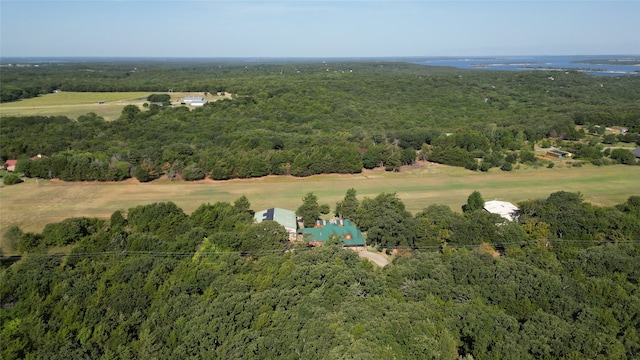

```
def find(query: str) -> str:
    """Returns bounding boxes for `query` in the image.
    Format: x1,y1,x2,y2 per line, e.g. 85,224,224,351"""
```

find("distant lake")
414,55,640,76
3,55,639,76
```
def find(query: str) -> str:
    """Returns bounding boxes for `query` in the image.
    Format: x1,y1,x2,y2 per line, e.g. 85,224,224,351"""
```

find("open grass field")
0,91,231,120
1,161,639,251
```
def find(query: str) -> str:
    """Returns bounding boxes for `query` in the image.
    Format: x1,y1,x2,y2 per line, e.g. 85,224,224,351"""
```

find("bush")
610,148,637,165
3,173,23,185
18,232,44,253
547,162,555,168
539,140,552,148
182,164,206,181
134,164,158,182
3,226,23,251
500,162,513,171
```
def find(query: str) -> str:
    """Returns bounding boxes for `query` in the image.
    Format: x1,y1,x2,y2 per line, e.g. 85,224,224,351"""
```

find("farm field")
0,91,230,120
2,161,639,250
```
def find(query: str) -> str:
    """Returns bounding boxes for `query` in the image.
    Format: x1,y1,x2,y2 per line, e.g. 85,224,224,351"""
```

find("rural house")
300,219,366,248
4,159,18,172
254,208,298,241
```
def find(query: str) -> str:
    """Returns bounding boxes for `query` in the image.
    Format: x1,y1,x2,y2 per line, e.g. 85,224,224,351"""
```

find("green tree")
3,225,23,251
297,192,329,228
146,93,171,105
17,232,44,253
335,188,359,220
134,162,158,182
355,192,417,247
120,104,140,121
181,163,205,181
463,190,485,212
110,210,127,229
610,148,637,165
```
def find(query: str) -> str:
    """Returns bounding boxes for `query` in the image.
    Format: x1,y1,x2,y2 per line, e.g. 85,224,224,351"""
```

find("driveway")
357,250,389,267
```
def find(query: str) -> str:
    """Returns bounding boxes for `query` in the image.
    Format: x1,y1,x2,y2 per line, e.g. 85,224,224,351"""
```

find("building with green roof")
300,219,366,247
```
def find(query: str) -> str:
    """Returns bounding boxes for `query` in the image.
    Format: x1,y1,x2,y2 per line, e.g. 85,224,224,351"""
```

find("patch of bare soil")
355,249,390,267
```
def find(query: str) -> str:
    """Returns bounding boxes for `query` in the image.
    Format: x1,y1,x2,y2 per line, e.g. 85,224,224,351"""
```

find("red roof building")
4,160,18,172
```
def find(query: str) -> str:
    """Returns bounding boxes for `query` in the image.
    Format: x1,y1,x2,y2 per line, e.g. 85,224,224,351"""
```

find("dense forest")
1,61,639,182
1,191,640,359
1,60,639,358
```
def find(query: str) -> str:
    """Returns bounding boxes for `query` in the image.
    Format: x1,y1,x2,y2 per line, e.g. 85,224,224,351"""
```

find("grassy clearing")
0,91,231,120
2,162,639,251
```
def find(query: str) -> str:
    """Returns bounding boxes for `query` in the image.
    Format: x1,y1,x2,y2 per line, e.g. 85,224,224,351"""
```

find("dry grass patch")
1,162,639,252
0,91,232,120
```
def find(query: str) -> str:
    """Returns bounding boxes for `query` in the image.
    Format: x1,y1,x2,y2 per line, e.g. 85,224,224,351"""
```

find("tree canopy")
2,192,640,359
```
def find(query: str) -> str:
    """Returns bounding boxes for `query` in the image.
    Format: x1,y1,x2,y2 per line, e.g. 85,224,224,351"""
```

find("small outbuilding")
484,200,519,222
632,148,640,159
547,149,572,159
182,96,207,106
4,159,18,172
254,208,298,241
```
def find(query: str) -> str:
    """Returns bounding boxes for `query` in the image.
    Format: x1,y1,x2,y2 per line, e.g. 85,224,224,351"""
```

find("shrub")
182,164,206,181
3,173,23,185
539,140,552,148
3,226,23,251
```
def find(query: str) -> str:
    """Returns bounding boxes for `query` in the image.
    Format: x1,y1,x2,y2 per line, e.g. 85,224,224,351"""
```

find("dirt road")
357,250,389,267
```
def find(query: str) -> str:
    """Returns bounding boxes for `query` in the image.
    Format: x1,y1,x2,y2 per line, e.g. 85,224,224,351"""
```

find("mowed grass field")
0,91,230,120
1,162,639,251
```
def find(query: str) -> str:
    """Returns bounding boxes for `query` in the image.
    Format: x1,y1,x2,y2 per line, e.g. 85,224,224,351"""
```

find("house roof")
484,200,518,221
254,208,297,231
183,96,205,101
4,159,17,167
300,220,366,247
632,148,640,159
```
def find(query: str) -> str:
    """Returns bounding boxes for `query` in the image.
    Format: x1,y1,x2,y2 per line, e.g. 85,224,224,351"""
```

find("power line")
5,239,638,261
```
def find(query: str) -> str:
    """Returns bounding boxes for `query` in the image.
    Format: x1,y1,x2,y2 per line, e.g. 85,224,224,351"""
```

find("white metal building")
254,208,298,241
483,200,519,222
182,96,207,106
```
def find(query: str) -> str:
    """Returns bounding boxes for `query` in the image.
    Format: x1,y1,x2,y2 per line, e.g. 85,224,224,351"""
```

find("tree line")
2,61,639,182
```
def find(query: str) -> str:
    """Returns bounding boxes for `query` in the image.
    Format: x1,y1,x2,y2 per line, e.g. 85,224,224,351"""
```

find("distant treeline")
1,62,639,179
2,190,640,359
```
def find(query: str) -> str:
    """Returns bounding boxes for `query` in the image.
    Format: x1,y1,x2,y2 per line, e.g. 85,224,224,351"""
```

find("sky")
1,0,638,58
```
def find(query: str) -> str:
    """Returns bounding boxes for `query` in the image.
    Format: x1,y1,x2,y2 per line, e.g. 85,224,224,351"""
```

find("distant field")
2,162,639,251
0,91,230,120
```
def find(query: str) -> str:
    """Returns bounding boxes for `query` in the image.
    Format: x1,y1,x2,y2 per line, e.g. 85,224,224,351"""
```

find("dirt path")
357,250,389,267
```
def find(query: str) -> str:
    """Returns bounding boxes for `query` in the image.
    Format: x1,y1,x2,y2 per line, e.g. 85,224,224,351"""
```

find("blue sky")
1,1,638,57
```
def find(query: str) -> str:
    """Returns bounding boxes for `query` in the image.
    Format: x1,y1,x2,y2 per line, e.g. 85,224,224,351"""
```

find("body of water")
3,55,639,76
414,55,640,76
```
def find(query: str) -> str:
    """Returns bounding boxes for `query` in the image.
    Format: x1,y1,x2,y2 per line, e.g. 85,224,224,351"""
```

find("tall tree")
335,188,359,220
297,192,329,228
463,190,485,213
